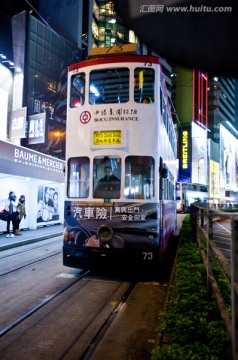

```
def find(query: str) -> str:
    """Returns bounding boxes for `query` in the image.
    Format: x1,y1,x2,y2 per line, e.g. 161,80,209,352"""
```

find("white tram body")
63,45,177,270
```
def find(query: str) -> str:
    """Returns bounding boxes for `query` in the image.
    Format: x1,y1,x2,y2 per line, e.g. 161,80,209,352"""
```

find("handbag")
0,209,10,221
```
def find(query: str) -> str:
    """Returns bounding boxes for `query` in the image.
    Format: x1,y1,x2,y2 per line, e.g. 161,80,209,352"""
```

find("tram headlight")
97,225,113,245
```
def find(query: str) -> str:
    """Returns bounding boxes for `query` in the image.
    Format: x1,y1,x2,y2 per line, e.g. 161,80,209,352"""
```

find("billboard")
220,125,238,191
209,160,220,199
191,122,208,185
0,140,64,182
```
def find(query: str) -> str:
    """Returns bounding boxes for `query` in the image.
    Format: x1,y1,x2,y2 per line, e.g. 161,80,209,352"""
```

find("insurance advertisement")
64,201,159,249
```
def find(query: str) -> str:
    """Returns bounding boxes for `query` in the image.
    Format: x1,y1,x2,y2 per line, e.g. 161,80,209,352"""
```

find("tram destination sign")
91,128,127,149
93,130,122,145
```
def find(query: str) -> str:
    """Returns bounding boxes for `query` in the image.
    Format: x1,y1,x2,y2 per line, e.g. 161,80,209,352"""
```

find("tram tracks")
0,270,142,360
78,281,137,360
0,238,62,276
0,250,62,276
0,270,91,337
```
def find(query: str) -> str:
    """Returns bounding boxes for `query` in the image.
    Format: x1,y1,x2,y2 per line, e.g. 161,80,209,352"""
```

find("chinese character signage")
28,112,46,144
10,107,27,139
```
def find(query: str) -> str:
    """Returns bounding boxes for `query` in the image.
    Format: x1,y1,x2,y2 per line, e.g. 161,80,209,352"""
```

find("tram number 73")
143,252,153,260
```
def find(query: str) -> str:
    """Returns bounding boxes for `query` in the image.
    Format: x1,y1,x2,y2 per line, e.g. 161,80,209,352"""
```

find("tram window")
134,68,155,103
70,73,85,108
67,157,90,198
93,156,121,199
124,156,155,199
89,68,129,104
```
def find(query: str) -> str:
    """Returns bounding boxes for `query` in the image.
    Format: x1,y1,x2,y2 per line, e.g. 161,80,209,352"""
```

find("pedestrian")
15,195,26,235
6,190,18,238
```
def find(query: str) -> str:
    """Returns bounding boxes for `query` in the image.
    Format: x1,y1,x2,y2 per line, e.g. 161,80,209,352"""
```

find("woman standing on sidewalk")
15,195,26,235
6,191,18,238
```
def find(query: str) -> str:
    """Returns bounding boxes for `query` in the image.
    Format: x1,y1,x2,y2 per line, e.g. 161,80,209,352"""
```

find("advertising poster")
220,125,238,190
37,185,60,223
191,122,208,184
64,201,160,249
209,160,220,199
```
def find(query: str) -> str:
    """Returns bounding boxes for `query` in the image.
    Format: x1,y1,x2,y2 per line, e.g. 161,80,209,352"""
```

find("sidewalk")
0,224,64,251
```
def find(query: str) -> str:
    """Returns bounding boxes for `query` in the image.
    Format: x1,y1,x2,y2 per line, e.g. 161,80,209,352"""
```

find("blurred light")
90,85,100,96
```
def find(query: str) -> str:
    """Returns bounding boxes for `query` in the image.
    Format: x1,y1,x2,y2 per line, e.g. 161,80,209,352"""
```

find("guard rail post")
231,216,238,360
207,212,213,294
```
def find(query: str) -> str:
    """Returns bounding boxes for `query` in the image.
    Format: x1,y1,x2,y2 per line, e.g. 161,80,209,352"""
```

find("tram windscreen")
89,68,129,104
93,157,121,199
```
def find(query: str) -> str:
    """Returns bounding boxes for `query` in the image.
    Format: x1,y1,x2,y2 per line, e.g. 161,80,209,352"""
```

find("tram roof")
68,54,160,73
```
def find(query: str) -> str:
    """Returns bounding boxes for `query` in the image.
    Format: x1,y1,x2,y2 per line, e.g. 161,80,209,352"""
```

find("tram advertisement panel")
64,201,159,249
162,201,176,250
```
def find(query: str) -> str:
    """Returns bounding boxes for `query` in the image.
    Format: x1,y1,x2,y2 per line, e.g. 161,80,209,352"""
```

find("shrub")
151,215,232,360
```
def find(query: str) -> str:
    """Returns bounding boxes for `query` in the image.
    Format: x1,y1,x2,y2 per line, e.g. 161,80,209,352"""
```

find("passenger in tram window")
99,166,120,183
96,166,120,193
142,97,153,104
127,188,135,199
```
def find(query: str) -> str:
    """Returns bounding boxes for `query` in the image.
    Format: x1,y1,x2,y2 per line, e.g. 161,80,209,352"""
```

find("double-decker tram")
63,44,178,272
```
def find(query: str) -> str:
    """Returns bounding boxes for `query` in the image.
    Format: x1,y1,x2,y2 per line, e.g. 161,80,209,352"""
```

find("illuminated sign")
93,130,122,145
10,107,27,139
28,112,46,145
182,131,188,169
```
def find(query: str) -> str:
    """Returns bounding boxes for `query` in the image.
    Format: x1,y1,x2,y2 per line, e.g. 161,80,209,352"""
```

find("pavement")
0,223,64,251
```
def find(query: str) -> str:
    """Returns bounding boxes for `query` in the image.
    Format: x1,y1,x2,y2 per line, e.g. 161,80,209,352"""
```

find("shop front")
0,140,65,233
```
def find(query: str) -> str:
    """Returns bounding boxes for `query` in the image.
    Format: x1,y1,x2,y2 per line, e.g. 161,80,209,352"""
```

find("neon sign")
182,131,188,169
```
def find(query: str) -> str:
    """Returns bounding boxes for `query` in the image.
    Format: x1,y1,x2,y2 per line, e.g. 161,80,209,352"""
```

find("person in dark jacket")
15,195,26,235
6,190,18,238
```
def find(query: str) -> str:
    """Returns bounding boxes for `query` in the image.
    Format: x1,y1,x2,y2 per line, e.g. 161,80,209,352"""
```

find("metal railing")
190,204,238,360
